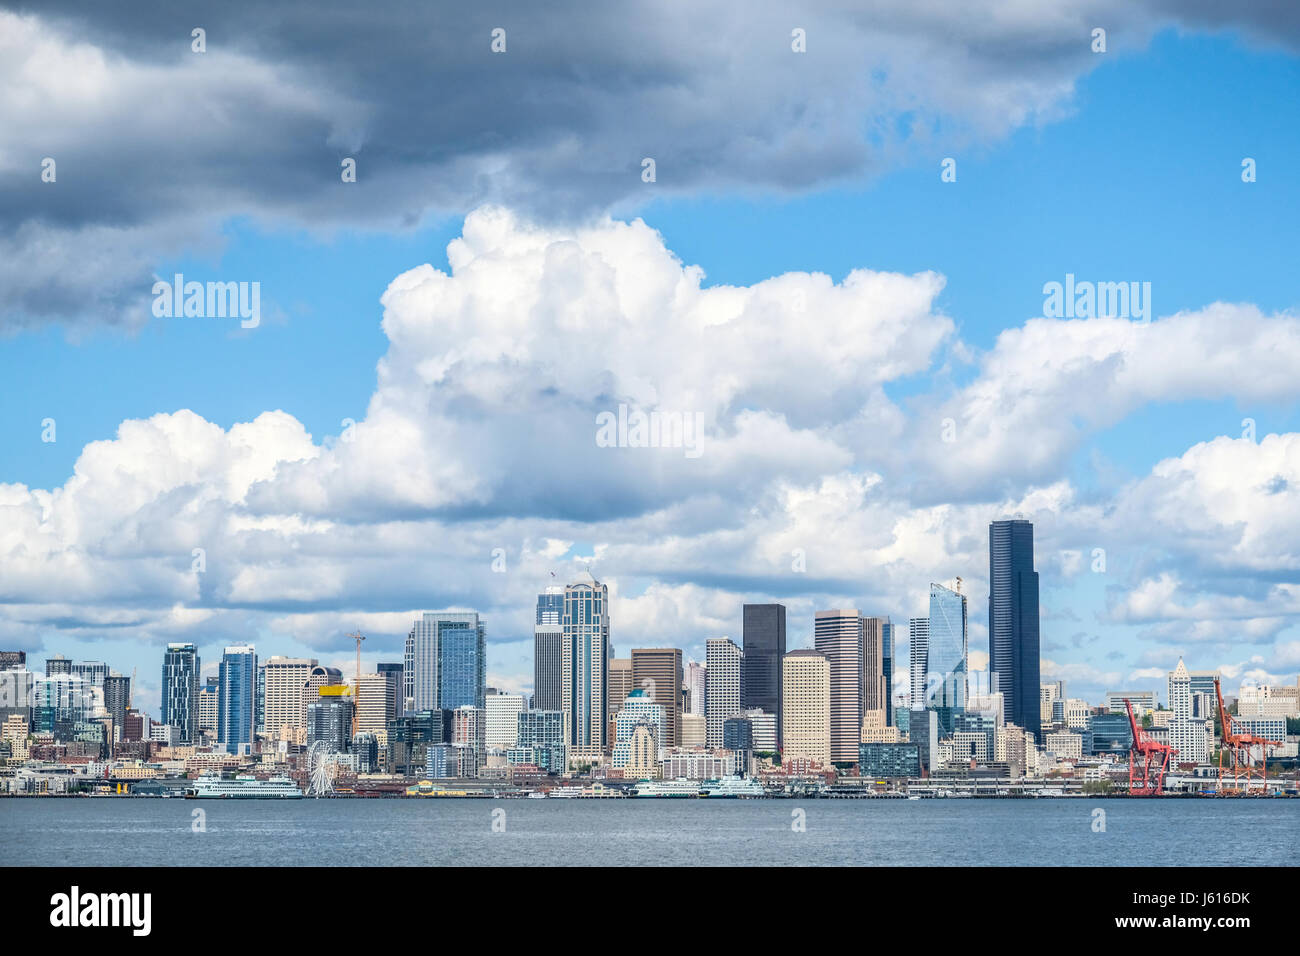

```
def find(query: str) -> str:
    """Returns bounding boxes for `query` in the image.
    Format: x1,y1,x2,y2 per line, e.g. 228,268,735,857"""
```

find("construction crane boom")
346,630,366,739
1214,678,1282,794
1124,697,1175,796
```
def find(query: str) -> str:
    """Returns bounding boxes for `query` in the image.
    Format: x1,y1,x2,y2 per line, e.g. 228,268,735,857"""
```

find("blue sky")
2,10,1299,714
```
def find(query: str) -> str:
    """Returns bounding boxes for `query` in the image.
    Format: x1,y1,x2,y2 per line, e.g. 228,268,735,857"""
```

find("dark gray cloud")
5,0,1293,330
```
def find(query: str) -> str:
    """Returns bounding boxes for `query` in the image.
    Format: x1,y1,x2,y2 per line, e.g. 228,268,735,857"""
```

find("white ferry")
634,778,706,797
188,773,304,799
701,776,766,798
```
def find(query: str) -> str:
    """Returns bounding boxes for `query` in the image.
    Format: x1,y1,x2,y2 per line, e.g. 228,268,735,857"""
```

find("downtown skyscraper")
814,610,863,765
161,642,199,743
741,603,785,747
217,645,257,754
406,612,487,713
988,518,1041,741
926,582,968,736
534,586,566,711
705,636,742,749
561,580,610,748
861,616,890,718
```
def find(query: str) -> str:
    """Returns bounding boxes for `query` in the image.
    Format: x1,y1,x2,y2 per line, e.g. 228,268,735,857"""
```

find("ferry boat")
188,773,303,799
701,776,766,798
634,778,706,798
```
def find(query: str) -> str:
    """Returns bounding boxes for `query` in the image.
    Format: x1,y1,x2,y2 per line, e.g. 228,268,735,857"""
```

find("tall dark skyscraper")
988,518,1041,741
161,642,200,743
534,624,563,712
742,603,785,746
881,620,894,725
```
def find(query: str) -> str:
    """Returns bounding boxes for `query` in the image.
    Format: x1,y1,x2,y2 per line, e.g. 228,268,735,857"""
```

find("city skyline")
3,7,1299,762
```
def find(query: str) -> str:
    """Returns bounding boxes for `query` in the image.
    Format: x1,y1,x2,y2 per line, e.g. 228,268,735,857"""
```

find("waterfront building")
988,518,1041,741
386,710,449,776
680,712,706,747
740,708,777,752
705,637,742,749
951,730,989,764
908,708,938,775
1089,712,1133,755
723,715,753,775
858,742,921,779
624,723,660,779
662,748,736,780
452,705,487,775
782,650,830,766
1044,730,1083,760
352,732,379,773
516,709,566,773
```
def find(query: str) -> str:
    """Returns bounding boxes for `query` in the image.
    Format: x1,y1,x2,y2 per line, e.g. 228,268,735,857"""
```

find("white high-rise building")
263,656,317,743
1168,658,1209,765
684,659,706,716
485,692,527,750
355,672,397,743
705,637,741,749
909,617,929,710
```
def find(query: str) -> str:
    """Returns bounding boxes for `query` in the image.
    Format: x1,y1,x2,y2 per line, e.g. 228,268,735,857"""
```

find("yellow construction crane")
346,630,365,738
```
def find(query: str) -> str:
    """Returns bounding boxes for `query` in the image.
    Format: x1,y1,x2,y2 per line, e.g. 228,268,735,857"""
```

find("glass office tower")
926,582,968,736
988,518,1041,741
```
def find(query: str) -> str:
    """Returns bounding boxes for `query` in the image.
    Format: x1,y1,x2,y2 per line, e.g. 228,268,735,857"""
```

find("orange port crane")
346,630,366,738
1124,698,1176,795
1214,677,1282,794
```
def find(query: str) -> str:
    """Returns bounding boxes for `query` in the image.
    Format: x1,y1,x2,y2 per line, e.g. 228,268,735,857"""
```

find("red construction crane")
1214,678,1282,795
1124,698,1175,795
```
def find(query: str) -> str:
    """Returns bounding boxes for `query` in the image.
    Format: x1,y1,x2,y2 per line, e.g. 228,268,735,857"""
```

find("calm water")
2,797,1295,866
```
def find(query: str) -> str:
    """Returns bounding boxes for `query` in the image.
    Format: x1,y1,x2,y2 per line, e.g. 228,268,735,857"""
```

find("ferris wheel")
307,740,335,796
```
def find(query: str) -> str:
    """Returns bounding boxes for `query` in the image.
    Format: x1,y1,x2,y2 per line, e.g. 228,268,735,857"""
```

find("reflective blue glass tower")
988,519,1041,741
926,583,968,736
